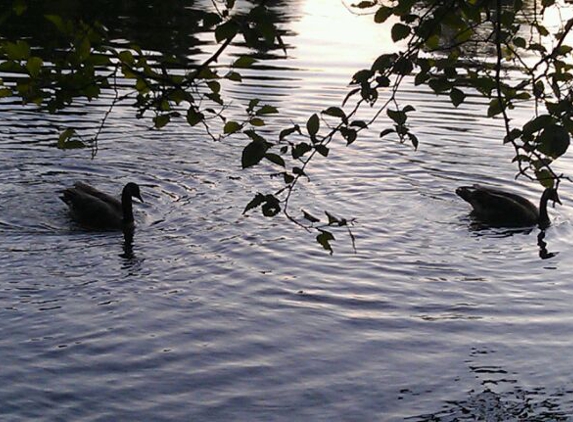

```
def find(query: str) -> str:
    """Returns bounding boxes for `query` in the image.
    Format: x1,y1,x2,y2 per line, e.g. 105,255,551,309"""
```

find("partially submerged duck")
456,184,561,228
60,182,143,230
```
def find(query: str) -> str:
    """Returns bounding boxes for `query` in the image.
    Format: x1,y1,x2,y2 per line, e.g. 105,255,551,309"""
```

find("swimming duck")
60,182,143,230
456,184,561,228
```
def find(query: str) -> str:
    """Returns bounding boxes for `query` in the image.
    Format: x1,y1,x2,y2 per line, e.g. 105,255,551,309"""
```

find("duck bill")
136,193,144,203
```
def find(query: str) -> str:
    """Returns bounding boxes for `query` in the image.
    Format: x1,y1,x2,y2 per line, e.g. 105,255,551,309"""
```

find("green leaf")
512,154,532,163
224,120,242,134
532,158,553,170
58,128,75,148
380,128,395,138
59,140,85,150
279,125,300,140
374,6,393,23
315,144,329,157
325,211,341,225
322,107,346,120
265,153,285,167
306,113,320,137
256,105,279,115
316,230,335,254
376,75,391,87
429,78,452,93
342,87,361,106
45,15,67,33
135,78,149,93
186,108,204,126
523,114,554,136
197,67,219,80
352,69,373,84
25,56,43,77
13,0,27,15
0,88,12,98
353,1,377,8
215,20,239,42
450,88,466,107
340,127,357,145
529,43,547,53
118,50,135,65
366,54,397,72
249,118,265,127
425,34,441,50
261,195,281,217
293,167,306,177
360,85,379,103
84,84,101,100
244,129,267,144
535,169,554,188
206,92,223,105
391,23,411,42
407,132,419,150
247,98,260,112
153,114,170,129
76,37,91,61
513,37,526,48
203,12,222,29
537,124,570,158
535,24,549,37
225,71,242,82
487,99,503,117
257,20,277,44
350,120,368,129
207,81,221,94
244,193,265,214
4,40,30,60
556,45,572,56
504,128,522,144
57,129,85,150
232,56,257,68
283,172,294,184
292,142,312,159
472,77,496,96
302,210,321,223
242,139,269,169
387,109,406,125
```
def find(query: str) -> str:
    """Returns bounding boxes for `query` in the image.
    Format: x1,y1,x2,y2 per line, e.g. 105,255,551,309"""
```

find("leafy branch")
349,0,573,190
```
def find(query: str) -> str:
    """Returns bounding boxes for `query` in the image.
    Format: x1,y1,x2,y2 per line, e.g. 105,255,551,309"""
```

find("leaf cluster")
350,0,573,188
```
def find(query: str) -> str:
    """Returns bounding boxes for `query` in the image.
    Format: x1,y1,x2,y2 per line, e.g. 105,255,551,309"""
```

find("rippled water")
2,2,573,421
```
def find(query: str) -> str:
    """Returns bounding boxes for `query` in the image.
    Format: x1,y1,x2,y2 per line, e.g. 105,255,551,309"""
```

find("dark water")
2,2,573,421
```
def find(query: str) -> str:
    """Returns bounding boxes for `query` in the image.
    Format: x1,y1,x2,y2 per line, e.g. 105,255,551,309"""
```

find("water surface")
2,1,573,421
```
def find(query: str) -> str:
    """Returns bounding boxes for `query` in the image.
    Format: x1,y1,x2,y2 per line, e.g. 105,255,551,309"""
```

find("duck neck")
121,189,134,224
538,189,551,226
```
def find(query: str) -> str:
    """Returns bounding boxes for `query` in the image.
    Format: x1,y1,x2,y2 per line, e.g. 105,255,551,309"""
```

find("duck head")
124,182,144,203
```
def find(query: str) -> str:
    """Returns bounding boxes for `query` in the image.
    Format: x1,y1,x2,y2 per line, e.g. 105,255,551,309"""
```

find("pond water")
2,1,573,421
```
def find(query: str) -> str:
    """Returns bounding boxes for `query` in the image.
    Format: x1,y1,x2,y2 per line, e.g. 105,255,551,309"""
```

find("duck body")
456,184,560,228
60,182,143,230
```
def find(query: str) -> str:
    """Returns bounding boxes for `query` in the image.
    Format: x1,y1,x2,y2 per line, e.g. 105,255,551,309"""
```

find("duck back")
456,185,539,227
61,182,127,230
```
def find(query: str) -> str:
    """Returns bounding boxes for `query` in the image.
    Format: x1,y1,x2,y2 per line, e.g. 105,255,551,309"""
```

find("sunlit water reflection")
2,1,573,421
